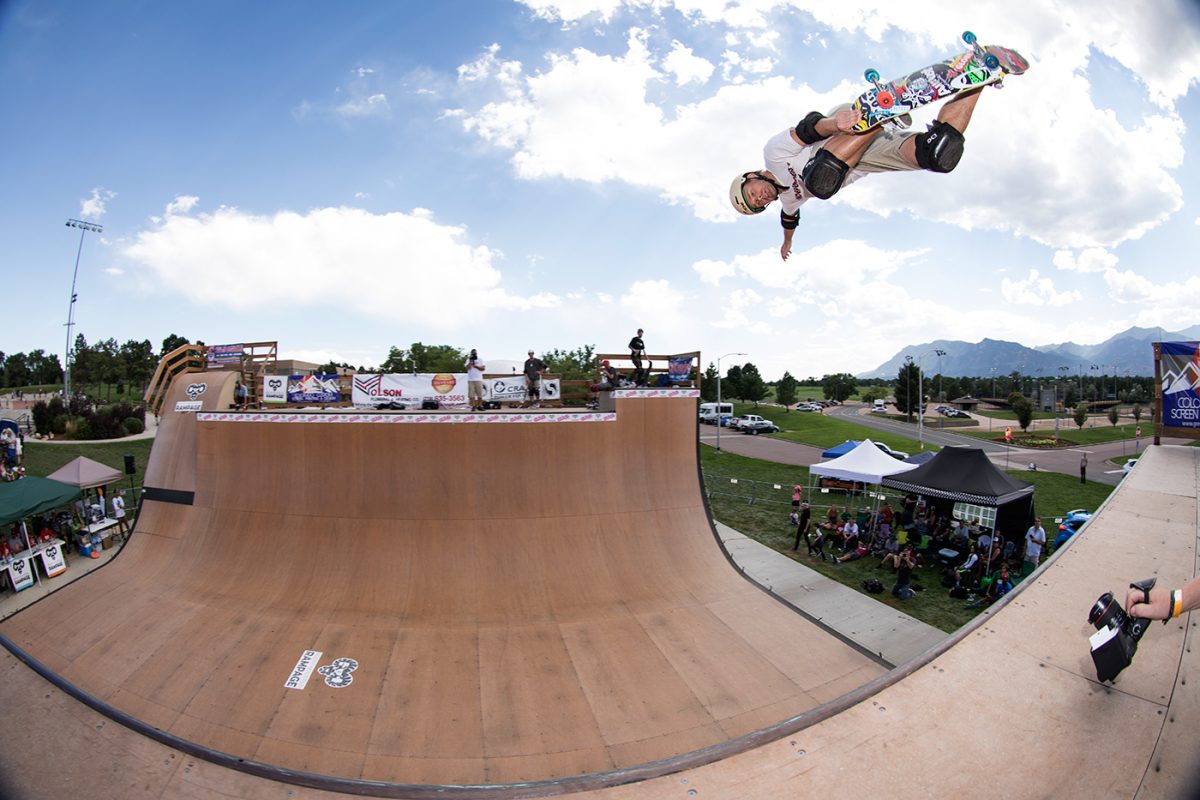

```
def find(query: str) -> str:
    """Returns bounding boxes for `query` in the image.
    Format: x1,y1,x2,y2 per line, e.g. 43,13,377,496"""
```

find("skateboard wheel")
877,91,894,109
984,54,1000,69
962,30,976,45
864,68,880,83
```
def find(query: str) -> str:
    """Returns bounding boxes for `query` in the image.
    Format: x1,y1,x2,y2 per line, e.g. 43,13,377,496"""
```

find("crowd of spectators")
792,492,1030,607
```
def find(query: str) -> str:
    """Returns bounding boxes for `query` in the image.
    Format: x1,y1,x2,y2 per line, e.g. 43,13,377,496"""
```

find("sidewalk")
715,521,946,667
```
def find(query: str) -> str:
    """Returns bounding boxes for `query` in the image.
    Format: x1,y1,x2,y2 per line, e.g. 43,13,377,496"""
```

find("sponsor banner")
38,543,66,577
174,401,202,413
6,556,33,591
1161,341,1200,430
288,374,340,403
200,411,617,424
262,374,288,404
352,373,467,408
486,377,562,404
284,650,324,690
668,357,694,383
611,388,701,398
206,344,243,365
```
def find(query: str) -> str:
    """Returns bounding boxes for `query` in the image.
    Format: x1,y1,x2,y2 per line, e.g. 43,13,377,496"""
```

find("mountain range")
857,325,1200,379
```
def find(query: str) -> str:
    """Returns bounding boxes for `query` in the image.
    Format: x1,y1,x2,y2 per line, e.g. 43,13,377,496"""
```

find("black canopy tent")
881,447,1035,540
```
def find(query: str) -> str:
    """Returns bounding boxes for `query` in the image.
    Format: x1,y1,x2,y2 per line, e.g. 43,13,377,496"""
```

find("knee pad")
795,111,827,145
801,149,850,200
914,120,965,173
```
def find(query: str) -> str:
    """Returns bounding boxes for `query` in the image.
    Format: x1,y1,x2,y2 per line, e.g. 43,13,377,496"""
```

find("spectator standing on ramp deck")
523,350,546,409
628,329,646,384
465,349,487,412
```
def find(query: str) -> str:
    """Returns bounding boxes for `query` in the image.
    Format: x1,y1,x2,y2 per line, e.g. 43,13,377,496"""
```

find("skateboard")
850,31,1029,133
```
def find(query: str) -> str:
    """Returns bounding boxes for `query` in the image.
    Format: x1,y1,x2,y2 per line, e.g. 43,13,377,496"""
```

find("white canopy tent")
808,440,922,549
810,439,921,484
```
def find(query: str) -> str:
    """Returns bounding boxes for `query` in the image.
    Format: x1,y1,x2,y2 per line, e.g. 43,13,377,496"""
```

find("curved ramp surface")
3,387,1197,800
0,386,884,793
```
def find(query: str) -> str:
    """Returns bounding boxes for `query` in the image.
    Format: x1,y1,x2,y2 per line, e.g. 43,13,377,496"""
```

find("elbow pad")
780,209,799,230
795,111,827,145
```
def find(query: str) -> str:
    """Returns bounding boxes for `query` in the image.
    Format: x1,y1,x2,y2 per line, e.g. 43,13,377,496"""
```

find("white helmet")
729,171,780,215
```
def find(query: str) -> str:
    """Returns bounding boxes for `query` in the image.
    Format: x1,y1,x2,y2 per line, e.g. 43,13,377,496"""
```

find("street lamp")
1056,365,1070,442
904,355,914,424
917,348,945,449
64,218,103,403
715,351,746,453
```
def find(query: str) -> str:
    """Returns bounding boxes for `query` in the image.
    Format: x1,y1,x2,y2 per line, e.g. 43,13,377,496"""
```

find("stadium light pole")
715,351,746,453
63,219,103,403
917,348,945,449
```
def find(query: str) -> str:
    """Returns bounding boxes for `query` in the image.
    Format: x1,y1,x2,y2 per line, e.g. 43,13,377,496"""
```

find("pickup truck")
738,414,780,435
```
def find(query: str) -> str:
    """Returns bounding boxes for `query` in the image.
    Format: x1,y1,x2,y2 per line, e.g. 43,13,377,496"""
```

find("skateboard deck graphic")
851,34,1029,133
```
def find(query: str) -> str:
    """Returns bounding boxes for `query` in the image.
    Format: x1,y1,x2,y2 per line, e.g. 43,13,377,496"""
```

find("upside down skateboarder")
730,88,984,261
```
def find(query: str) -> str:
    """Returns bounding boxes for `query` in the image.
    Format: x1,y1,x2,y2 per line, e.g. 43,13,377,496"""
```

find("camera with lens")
1087,577,1155,683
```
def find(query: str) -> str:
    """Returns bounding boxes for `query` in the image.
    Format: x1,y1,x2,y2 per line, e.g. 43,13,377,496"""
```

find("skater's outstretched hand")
832,107,863,132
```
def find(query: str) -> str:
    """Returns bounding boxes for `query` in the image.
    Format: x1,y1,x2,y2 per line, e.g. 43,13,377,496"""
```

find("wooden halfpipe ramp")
1,376,1197,799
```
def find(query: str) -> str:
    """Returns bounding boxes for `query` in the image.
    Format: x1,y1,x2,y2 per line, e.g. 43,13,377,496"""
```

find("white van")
698,402,733,424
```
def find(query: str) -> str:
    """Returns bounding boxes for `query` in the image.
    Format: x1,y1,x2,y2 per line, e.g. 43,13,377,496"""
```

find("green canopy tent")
0,476,79,527
0,477,79,589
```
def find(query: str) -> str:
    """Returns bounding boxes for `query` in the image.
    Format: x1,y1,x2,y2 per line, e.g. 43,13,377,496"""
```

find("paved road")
702,404,1175,487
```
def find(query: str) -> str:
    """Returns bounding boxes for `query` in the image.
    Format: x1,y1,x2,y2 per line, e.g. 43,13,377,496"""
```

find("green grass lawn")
957,421,1144,447
700,445,1115,634
729,402,930,455
21,439,154,492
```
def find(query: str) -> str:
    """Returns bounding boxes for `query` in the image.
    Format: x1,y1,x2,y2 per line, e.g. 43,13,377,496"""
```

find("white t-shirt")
762,128,870,217
112,495,125,519
1025,526,1046,560
465,357,485,381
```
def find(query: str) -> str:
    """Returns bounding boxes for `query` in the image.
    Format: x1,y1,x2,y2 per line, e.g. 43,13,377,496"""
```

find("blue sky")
2,0,1199,380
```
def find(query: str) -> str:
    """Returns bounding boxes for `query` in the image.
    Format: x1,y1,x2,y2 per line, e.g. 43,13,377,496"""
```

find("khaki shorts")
823,103,917,174
468,381,485,402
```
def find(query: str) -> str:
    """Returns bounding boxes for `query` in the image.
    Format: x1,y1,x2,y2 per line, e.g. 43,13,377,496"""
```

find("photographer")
1125,574,1200,621
464,349,487,411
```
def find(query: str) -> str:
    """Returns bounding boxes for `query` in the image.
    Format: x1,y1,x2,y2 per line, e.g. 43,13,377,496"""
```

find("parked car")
1054,509,1093,549
738,414,780,435
870,406,888,414
873,442,910,460
720,416,742,429
796,403,820,412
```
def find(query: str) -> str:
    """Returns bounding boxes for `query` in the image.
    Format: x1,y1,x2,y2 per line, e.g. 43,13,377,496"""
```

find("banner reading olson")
352,374,468,408
1161,341,1200,431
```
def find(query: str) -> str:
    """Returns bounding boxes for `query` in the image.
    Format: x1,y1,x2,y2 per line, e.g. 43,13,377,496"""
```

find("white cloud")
80,188,116,219
1000,269,1082,306
518,0,624,23
165,195,200,216
662,40,714,85
337,93,390,117
1052,247,1118,273
1106,268,1200,330
453,0,1194,249
353,67,375,78
121,200,556,326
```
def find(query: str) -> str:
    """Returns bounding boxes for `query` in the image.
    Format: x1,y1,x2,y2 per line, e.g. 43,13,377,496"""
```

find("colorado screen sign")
1160,341,1200,431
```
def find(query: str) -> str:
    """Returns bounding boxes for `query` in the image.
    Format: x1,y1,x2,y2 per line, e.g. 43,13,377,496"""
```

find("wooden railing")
143,341,278,414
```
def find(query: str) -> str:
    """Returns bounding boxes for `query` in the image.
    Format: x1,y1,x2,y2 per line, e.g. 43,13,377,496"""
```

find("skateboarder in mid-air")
731,88,983,261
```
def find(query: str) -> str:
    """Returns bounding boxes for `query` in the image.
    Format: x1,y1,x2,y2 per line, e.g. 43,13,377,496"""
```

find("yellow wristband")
1173,590,1184,619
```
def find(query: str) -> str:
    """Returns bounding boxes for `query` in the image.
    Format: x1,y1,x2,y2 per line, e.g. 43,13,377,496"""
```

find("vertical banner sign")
7,556,33,591
262,375,288,404
1160,341,1200,431
668,357,693,384
38,544,66,577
